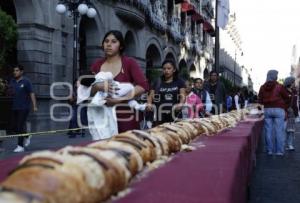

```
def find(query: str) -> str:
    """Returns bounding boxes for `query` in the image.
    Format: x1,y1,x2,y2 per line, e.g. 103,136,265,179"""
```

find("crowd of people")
0,30,298,156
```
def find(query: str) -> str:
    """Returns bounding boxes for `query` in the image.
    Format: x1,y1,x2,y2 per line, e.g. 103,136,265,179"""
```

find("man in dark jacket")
258,70,290,156
204,71,226,114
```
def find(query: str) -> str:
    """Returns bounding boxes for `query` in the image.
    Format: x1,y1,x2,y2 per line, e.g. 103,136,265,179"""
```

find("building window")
181,12,186,32
202,30,207,46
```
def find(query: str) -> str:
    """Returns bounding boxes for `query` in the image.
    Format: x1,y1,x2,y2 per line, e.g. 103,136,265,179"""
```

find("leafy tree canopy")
0,8,17,69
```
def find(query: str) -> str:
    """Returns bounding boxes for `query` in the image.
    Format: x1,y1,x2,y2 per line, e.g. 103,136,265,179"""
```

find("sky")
230,0,300,91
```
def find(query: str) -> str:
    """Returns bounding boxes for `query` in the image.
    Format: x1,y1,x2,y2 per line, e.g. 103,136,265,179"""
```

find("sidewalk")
249,123,300,203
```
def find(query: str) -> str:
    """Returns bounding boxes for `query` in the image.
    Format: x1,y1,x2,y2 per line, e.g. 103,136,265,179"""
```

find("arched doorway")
79,16,101,74
146,44,162,84
178,59,188,80
124,31,136,57
189,64,196,79
165,52,176,62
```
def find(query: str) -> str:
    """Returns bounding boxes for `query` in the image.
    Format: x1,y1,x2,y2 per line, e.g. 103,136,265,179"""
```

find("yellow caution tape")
0,127,89,138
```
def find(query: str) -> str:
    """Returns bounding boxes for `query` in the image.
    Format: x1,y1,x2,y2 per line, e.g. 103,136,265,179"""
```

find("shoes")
275,152,284,156
81,130,85,137
267,151,273,155
24,135,32,147
13,145,25,153
68,134,77,138
68,132,78,138
67,129,84,138
286,145,295,151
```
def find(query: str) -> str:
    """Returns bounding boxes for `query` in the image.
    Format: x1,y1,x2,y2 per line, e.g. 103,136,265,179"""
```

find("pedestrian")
226,92,233,112
182,80,203,119
192,78,212,116
146,59,186,125
204,70,226,114
233,88,243,110
9,65,38,152
258,70,290,156
284,76,298,151
67,80,84,138
90,30,148,134
242,88,249,108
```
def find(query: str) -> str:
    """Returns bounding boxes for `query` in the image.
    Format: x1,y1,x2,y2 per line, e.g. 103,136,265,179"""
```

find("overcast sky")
230,0,300,91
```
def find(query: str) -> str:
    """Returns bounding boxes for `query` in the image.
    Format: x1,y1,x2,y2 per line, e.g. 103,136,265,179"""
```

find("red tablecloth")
0,120,263,203
113,120,263,203
0,155,22,181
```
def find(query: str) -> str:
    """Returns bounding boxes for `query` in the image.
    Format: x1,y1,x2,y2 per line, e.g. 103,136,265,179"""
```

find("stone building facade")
0,0,215,132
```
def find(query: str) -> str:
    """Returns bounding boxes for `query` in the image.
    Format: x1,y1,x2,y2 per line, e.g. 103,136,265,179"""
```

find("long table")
113,119,263,203
0,119,263,203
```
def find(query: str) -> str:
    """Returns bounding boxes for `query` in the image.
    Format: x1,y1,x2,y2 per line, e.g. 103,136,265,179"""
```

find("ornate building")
0,0,215,131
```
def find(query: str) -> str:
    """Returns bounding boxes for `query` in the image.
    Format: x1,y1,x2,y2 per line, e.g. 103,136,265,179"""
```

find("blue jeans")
284,121,295,148
264,108,285,154
286,131,295,147
69,105,79,130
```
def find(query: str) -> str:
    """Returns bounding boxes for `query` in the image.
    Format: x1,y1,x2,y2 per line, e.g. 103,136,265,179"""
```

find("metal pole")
234,51,236,87
214,0,220,73
73,10,79,82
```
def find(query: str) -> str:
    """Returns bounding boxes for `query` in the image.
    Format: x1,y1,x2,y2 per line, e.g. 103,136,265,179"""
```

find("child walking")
284,76,298,151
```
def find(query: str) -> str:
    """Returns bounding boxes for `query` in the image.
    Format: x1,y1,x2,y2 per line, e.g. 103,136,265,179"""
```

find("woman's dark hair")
161,59,179,81
102,30,125,54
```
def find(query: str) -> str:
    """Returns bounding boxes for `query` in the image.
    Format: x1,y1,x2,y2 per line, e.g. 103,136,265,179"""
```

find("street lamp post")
233,50,236,87
56,0,97,81
214,0,220,73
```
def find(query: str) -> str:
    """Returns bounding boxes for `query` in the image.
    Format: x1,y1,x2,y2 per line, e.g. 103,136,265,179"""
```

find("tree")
0,8,17,69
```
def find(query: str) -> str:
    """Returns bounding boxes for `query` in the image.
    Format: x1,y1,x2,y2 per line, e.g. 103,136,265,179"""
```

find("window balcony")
114,0,149,28
148,1,168,32
168,17,184,42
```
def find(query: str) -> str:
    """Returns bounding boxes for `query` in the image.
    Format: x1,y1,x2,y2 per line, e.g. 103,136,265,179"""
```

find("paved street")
249,123,300,203
0,131,92,160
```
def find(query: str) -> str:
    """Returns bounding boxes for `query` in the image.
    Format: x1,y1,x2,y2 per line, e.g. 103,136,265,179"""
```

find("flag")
217,0,230,29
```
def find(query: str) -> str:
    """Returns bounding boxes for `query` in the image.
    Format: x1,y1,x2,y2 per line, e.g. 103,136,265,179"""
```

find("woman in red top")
90,30,148,132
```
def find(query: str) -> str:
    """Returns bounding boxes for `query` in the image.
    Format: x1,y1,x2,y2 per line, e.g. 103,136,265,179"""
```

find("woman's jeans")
286,131,295,147
284,121,295,148
264,108,285,154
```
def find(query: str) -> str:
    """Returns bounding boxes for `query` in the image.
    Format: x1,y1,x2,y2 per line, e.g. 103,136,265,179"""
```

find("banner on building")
217,0,230,29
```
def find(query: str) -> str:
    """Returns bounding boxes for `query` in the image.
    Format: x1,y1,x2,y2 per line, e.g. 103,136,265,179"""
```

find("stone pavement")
0,131,92,160
249,123,300,203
